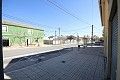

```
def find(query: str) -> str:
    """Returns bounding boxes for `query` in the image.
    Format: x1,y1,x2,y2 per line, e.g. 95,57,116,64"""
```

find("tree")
48,36,54,39
48,36,54,45
93,35,99,41
99,37,104,42
12,30,26,46
34,32,44,46
66,35,76,43
86,35,90,42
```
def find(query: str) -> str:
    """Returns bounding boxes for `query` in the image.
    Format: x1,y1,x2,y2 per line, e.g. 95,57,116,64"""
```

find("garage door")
111,12,118,80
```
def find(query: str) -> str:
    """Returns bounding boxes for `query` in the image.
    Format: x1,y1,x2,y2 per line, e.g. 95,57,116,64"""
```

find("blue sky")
2,0,103,37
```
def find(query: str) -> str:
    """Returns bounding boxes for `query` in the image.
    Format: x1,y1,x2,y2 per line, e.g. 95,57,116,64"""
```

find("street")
3,44,77,59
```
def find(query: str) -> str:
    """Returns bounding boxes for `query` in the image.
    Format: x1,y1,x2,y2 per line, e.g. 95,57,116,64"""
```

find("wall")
99,0,109,78
117,0,120,79
99,0,120,79
2,24,44,47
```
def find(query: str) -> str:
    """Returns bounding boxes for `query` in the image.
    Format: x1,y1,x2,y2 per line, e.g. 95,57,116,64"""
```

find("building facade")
99,0,120,80
2,20,44,47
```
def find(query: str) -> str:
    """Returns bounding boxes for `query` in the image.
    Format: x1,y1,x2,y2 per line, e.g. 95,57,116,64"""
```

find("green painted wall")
2,24,44,46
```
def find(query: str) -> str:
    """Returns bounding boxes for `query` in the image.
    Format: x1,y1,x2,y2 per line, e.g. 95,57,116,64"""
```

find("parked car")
94,42,100,45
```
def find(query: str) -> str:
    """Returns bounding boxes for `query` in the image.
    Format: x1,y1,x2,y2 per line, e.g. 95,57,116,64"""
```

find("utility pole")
59,28,60,44
77,33,79,45
55,31,56,45
84,35,85,45
91,25,93,47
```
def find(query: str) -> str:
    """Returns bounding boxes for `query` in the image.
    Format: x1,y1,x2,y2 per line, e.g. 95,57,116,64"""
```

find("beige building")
99,0,120,80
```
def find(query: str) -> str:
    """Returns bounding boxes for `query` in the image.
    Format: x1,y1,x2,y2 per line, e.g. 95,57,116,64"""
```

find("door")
2,38,9,47
27,39,31,46
111,12,118,80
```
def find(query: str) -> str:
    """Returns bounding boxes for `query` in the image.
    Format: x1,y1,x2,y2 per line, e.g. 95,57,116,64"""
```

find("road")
3,44,77,60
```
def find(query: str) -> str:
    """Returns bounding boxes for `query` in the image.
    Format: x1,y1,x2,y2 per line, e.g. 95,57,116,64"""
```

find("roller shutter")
111,12,118,80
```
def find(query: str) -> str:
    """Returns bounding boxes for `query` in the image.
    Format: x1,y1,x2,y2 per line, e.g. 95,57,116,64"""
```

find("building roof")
2,20,44,31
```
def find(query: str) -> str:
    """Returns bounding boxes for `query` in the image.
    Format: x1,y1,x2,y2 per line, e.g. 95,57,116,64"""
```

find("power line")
3,13,92,33
61,26,91,32
52,0,86,22
45,26,92,33
45,30,56,32
62,31,92,35
46,0,90,25
94,26,102,31
2,13,58,29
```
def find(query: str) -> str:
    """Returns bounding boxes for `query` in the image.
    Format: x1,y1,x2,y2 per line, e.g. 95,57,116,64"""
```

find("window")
35,39,38,42
28,29,33,34
2,25,8,32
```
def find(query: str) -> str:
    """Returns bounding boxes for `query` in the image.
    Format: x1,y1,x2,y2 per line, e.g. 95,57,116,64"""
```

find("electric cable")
2,13,58,29
46,0,91,25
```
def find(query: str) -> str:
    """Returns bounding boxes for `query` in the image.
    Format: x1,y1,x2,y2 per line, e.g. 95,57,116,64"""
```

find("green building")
2,20,44,47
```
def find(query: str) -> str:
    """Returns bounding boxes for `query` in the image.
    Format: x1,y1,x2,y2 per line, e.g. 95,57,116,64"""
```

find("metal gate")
111,12,118,80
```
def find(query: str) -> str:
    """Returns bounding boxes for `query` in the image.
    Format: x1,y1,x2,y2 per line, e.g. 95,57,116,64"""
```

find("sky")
2,0,103,37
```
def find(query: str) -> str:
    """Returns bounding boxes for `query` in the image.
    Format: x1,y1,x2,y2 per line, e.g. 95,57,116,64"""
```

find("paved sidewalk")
4,47,105,80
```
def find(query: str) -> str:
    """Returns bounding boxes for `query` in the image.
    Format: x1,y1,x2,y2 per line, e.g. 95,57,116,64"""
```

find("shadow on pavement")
4,47,73,73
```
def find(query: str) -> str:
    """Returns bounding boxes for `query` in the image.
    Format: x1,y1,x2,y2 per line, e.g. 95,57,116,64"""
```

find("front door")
27,39,31,46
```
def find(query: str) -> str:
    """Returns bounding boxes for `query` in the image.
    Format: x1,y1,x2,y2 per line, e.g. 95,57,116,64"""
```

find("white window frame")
2,25,8,32
28,29,33,34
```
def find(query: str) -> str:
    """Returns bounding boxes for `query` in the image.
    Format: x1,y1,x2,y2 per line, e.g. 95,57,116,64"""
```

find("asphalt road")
3,44,77,59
